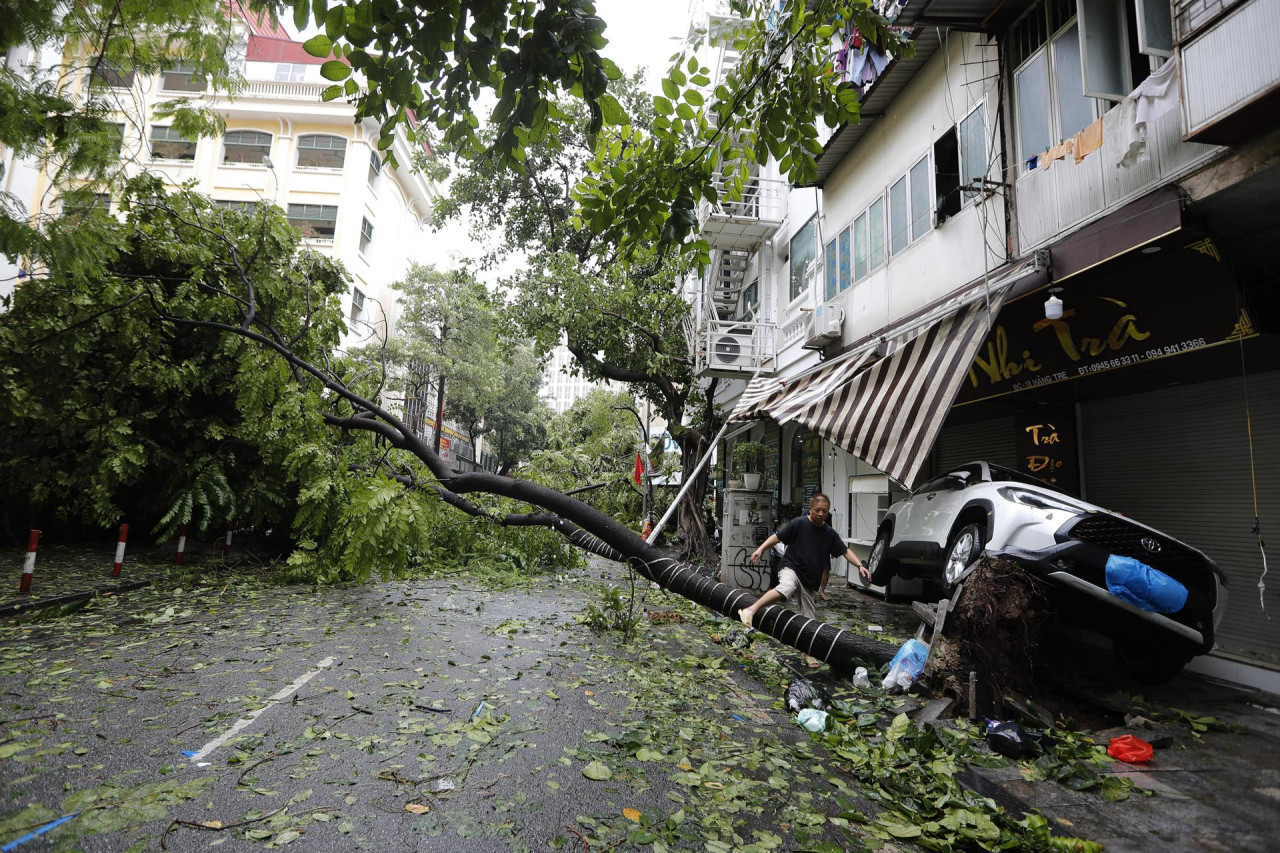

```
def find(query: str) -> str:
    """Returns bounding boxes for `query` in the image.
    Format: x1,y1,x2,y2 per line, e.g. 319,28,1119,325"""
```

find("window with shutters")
297,134,347,169
149,125,196,161
287,204,338,240
223,130,272,164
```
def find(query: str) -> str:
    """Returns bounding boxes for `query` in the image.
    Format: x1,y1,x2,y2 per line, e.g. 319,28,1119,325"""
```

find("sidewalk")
0,542,196,615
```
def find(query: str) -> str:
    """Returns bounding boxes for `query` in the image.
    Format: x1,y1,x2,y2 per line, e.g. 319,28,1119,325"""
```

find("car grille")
1065,514,1215,597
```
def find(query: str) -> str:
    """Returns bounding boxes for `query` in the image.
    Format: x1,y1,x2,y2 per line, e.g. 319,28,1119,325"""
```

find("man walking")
739,493,871,652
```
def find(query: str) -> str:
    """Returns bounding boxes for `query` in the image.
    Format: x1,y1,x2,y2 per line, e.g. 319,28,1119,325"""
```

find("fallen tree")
113,181,892,669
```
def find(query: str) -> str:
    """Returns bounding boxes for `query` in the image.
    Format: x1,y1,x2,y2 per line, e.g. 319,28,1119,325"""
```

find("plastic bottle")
852,667,871,688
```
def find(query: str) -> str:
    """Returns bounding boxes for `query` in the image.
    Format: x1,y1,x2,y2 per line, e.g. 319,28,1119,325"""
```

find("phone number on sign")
1074,338,1207,376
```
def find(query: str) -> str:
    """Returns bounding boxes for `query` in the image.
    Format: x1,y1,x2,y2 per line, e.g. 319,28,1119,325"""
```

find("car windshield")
987,463,1067,494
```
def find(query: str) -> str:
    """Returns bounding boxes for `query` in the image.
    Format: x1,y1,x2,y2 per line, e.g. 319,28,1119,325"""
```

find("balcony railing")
695,318,776,378
1015,96,1219,252
696,176,787,251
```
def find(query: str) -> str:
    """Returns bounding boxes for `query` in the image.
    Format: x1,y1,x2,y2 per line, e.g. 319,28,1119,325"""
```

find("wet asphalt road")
0,560,862,852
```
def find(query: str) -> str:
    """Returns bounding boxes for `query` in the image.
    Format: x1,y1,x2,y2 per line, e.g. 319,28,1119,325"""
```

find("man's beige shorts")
774,567,817,620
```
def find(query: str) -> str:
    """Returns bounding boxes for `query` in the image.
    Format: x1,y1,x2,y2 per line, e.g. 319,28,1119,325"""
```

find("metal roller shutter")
1081,371,1280,667
934,416,1018,475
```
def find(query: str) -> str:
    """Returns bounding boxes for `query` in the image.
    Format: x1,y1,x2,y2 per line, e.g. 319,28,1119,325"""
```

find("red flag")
633,452,643,484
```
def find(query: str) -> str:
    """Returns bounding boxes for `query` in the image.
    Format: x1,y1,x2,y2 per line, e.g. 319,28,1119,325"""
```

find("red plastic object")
1107,734,1154,763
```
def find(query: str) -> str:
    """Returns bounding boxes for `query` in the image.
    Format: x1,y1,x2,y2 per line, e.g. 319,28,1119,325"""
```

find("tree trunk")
433,373,446,455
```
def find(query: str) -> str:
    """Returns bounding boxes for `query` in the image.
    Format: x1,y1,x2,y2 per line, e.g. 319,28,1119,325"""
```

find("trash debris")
881,638,928,692
851,667,871,688
722,627,752,649
180,750,198,757
471,700,488,720
1105,555,1188,613
984,720,1044,759
441,595,460,611
1107,734,1154,763
796,708,829,732
866,625,883,632
785,678,833,714
430,778,458,792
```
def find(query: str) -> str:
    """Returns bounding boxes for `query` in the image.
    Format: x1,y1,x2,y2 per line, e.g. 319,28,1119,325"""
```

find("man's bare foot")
738,607,755,628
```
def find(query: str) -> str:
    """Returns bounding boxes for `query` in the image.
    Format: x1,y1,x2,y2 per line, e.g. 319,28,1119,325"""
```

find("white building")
690,0,1280,686
2,6,439,348
540,344,624,414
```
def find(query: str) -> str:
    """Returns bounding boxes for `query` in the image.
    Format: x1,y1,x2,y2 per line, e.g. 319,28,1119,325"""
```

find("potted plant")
734,440,771,490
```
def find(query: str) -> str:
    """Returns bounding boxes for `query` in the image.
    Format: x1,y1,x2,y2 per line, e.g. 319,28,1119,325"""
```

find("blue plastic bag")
887,638,929,679
1105,554,1188,613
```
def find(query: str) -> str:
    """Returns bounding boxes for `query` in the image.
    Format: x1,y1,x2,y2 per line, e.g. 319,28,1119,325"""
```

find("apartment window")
824,237,838,301
359,217,374,255
223,130,272,164
889,176,909,255
788,217,816,302
959,105,986,202
867,196,886,270
853,210,869,281
742,279,758,319
90,61,134,89
351,287,366,320
837,226,851,292
275,63,306,82
1015,52,1051,162
908,155,932,241
1053,25,1095,136
287,204,338,240
149,125,196,161
161,62,207,92
105,123,125,158
933,129,961,224
367,150,382,187
297,134,347,169
214,199,260,213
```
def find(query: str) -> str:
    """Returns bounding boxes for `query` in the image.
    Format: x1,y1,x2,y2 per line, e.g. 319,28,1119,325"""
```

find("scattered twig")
235,752,279,786
565,823,591,852
411,703,450,713
0,713,57,726
161,806,286,850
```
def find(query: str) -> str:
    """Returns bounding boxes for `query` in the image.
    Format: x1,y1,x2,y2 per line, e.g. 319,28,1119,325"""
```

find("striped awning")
730,278,1014,488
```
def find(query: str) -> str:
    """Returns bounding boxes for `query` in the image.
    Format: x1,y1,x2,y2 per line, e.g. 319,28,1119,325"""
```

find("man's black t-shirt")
777,517,845,590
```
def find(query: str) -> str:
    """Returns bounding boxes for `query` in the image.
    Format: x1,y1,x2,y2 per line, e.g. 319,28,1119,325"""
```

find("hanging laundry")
1038,138,1075,170
1115,57,1179,169
1073,117,1104,163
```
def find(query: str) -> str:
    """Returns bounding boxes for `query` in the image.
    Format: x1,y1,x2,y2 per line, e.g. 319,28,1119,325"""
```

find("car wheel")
1112,637,1193,684
863,531,896,587
943,523,985,588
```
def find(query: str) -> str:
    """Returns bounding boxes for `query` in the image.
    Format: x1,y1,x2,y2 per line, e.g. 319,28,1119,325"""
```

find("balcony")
696,176,787,251
1015,98,1220,252
694,319,776,378
1177,0,1280,143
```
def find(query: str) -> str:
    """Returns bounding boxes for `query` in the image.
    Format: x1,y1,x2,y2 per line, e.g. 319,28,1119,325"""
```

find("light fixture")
261,155,274,169
1044,286,1064,320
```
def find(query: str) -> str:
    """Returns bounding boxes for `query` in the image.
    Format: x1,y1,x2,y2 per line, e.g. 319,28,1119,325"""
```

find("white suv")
861,461,1228,681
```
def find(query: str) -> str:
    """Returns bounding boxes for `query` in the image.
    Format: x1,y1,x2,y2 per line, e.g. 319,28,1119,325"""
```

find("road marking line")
187,656,335,763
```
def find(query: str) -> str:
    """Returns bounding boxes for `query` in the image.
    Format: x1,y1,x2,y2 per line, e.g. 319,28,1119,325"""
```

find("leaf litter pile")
0,550,1190,851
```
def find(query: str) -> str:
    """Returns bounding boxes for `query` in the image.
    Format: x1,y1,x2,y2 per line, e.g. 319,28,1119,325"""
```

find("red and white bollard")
175,525,188,565
19,530,40,594
223,522,234,559
111,523,129,577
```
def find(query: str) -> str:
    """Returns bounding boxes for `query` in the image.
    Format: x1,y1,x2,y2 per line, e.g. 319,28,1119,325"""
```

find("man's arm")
750,534,780,563
845,547,872,581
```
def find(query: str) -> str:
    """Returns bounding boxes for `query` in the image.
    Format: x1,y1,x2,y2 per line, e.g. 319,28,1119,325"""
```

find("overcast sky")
595,0,692,92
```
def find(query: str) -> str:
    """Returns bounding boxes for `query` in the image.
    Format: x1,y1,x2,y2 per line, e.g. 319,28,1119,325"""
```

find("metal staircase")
712,249,750,317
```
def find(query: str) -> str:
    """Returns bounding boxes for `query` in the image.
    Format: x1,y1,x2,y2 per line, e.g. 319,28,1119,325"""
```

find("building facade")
690,0,1279,684
2,7,440,350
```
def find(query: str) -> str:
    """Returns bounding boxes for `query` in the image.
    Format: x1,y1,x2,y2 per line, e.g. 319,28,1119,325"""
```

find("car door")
892,474,955,557
911,464,982,552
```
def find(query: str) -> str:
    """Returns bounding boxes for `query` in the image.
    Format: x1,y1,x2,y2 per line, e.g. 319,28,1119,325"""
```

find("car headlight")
996,486,1085,515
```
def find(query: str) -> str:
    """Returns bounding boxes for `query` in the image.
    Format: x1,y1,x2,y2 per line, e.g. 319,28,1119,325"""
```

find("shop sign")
800,430,822,505
1014,408,1079,495
956,247,1256,405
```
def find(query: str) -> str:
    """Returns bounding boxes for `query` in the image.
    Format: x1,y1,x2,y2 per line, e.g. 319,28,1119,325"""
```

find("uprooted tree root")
927,556,1053,714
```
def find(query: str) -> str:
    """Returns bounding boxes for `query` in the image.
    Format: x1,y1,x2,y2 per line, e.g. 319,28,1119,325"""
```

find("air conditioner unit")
708,327,753,371
803,305,843,350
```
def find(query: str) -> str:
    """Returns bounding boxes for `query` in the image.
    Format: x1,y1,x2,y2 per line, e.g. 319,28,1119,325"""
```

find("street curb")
0,580,151,617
